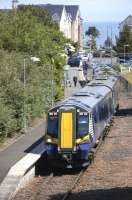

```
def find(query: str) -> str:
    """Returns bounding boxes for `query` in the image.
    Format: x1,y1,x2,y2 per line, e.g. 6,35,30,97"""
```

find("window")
47,115,58,138
77,115,88,138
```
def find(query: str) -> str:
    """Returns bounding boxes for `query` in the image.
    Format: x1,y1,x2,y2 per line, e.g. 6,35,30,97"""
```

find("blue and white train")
44,67,120,168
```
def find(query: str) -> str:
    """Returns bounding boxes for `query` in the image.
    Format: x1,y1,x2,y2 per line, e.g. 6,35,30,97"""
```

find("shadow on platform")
24,136,43,153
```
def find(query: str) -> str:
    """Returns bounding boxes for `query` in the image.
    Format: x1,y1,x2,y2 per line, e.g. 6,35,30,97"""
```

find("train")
44,65,120,168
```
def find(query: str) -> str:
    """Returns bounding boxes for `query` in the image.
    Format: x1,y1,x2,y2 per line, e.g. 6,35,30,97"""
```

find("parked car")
68,56,81,67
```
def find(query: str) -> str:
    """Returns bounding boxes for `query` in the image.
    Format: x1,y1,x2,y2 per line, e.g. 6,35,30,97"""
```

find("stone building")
119,15,132,32
37,4,83,50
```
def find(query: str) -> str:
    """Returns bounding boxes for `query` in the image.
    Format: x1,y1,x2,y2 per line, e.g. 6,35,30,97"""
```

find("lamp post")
124,44,129,65
109,46,113,67
23,58,26,133
23,56,40,133
12,0,19,9
51,58,54,107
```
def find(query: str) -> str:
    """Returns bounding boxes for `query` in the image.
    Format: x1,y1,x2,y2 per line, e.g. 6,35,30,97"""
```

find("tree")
85,26,100,50
86,26,100,38
0,7,66,99
0,6,66,138
115,25,132,53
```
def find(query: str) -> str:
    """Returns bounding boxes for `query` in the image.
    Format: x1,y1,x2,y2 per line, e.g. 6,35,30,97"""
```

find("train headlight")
73,146,76,152
58,147,61,152
46,138,52,143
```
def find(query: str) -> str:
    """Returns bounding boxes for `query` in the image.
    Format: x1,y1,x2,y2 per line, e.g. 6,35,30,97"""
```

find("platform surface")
0,121,45,184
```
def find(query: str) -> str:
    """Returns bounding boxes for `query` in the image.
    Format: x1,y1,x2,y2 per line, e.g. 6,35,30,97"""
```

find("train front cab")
58,107,76,153
45,106,95,168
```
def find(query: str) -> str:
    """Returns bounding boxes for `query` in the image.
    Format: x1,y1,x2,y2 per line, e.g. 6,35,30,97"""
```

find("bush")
112,63,121,72
0,99,17,138
0,7,66,138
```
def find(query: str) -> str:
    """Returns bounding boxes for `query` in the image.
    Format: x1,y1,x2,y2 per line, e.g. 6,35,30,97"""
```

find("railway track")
13,122,112,200
14,168,86,200
61,169,85,200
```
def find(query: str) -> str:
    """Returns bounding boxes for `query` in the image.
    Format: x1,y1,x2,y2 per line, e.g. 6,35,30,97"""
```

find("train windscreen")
77,115,89,137
47,115,58,138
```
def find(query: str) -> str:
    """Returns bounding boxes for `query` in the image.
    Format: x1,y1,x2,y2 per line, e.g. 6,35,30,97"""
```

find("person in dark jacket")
73,76,78,87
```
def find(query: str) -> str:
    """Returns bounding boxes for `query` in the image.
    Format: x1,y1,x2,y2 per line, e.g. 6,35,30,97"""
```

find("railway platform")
0,121,45,185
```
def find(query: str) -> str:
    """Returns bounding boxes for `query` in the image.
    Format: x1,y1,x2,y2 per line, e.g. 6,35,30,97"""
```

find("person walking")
82,61,89,81
78,68,86,88
73,76,78,87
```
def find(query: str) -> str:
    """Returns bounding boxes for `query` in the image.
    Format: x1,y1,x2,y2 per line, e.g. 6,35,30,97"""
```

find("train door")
58,107,76,152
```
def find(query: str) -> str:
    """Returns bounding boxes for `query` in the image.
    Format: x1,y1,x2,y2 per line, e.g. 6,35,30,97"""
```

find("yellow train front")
44,104,95,168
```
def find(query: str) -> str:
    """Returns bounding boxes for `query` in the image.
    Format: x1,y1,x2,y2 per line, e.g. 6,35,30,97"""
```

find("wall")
60,8,72,39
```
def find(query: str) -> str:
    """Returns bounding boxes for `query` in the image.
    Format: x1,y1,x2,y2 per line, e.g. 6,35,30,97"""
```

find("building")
37,4,83,50
119,15,132,32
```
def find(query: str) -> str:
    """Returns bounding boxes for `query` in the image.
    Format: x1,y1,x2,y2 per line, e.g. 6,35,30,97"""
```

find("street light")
51,58,54,107
110,47,113,67
124,44,129,65
22,58,26,133
23,56,40,133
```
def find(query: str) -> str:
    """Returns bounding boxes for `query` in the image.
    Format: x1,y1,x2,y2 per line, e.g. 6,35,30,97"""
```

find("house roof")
37,4,64,21
65,5,79,21
119,15,132,26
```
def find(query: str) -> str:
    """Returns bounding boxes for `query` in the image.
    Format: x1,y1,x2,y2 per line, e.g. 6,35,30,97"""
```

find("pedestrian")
82,61,88,71
73,76,78,87
82,61,88,80
78,69,86,88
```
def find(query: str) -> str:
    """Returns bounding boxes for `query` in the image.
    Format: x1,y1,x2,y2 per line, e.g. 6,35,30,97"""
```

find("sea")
83,22,119,48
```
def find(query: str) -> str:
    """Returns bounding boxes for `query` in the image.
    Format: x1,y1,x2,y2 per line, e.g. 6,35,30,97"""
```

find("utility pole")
51,58,54,107
12,0,19,50
107,26,109,41
111,27,113,67
23,58,27,133
12,0,18,10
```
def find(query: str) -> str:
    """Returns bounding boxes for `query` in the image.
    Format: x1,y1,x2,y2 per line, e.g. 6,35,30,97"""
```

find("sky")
0,0,132,22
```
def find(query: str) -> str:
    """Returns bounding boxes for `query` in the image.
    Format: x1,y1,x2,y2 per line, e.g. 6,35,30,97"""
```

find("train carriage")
44,69,120,168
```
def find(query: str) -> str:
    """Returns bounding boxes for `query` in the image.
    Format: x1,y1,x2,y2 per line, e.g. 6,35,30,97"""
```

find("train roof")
49,74,119,112
88,75,118,89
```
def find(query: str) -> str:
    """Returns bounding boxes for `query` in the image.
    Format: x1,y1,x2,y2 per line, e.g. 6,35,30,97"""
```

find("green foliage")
0,6,66,138
0,98,17,138
85,26,100,50
18,5,56,27
85,26,100,38
112,63,121,72
115,25,132,53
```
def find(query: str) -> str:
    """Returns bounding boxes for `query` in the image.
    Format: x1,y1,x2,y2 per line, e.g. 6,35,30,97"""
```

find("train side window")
109,98,113,114
99,103,103,120
105,103,109,119
93,110,97,123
